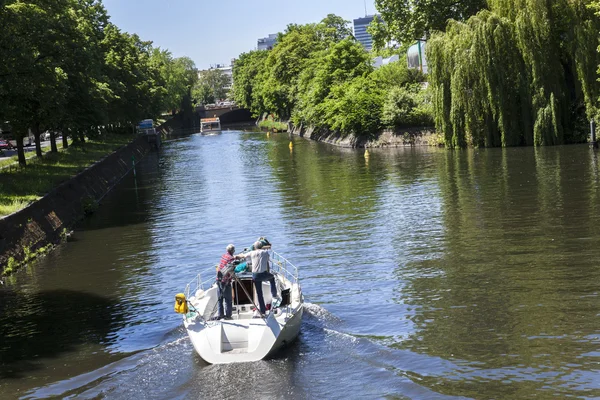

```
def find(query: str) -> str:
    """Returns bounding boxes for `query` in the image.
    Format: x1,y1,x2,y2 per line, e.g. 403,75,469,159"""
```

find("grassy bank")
0,140,75,169
0,135,134,217
258,120,288,132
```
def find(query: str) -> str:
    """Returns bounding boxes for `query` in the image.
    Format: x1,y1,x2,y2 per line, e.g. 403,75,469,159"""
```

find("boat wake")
302,302,342,323
296,302,469,400
24,303,465,400
22,325,191,400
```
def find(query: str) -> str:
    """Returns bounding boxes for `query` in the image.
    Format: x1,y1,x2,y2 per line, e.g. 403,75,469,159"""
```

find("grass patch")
0,134,134,217
0,197,35,216
0,140,73,169
258,120,288,132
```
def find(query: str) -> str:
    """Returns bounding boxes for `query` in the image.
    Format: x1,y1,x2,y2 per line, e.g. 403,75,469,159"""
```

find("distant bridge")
158,105,255,136
196,105,253,125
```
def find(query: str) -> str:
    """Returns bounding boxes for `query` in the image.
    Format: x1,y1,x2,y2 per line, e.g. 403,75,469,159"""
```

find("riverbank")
286,124,441,148
0,136,152,277
0,135,135,216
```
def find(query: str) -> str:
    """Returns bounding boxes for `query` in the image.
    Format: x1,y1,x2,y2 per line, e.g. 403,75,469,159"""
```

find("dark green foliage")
232,14,431,139
321,77,386,138
428,0,600,147
383,86,434,129
293,38,374,129
231,50,269,116
371,0,487,49
0,0,197,165
370,57,425,87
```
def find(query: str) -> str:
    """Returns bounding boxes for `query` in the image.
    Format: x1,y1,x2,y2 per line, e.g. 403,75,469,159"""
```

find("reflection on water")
1,132,600,399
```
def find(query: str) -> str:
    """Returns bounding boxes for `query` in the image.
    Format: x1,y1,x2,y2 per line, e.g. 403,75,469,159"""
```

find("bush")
370,57,425,88
382,85,433,128
321,76,385,139
258,120,288,131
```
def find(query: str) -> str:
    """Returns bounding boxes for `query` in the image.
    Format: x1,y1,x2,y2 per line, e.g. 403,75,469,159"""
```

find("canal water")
2,130,600,399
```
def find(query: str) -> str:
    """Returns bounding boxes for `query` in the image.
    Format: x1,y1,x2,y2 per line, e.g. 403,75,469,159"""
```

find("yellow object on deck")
174,293,189,314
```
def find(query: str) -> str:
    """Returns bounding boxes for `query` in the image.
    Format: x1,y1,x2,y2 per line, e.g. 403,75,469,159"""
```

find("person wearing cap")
244,241,280,317
216,244,244,320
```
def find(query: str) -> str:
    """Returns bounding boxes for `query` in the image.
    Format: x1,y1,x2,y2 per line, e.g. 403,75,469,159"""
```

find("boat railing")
268,250,299,285
184,269,217,301
183,250,298,302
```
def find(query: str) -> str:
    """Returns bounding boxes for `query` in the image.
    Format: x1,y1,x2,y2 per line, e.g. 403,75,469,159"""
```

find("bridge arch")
197,106,253,125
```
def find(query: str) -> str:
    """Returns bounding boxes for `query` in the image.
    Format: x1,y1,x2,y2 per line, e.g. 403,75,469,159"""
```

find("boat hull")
180,250,303,364
184,305,303,364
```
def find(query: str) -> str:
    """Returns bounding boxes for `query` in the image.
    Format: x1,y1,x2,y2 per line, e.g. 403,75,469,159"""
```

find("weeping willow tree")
428,0,600,147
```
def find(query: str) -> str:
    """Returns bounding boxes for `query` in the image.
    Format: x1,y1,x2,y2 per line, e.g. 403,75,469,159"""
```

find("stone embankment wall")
289,125,439,148
0,137,152,272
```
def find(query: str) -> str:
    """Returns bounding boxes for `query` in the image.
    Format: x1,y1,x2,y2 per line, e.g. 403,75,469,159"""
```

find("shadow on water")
74,152,161,232
0,289,123,379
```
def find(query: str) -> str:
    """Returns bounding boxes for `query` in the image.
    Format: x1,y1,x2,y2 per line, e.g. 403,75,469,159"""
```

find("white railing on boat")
183,250,299,312
184,271,214,302
268,250,299,285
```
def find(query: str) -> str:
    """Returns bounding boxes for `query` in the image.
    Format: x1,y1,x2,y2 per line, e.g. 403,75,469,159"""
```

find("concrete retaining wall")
0,137,152,271
289,124,439,148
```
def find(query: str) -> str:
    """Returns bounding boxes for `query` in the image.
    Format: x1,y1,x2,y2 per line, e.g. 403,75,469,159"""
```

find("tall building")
353,15,375,51
257,34,278,51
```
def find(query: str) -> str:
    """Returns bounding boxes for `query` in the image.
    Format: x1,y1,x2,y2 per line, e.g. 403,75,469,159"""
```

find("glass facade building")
353,15,375,51
407,40,428,74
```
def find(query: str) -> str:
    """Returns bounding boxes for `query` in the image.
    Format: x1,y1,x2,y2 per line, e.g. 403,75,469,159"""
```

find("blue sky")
102,0,377,70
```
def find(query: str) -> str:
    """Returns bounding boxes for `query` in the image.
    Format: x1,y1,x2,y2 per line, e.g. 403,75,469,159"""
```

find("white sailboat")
175,250,303,364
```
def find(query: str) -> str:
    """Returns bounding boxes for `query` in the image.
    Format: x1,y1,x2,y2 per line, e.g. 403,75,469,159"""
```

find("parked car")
0,139,11,150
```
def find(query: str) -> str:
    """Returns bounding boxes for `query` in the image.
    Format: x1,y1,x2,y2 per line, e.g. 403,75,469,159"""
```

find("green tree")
261,15,356,119
0,0,197,166
102,24,164,129
230,13,431,139
428,0,600,148
371,0,488,48
293,38,373,127
370,56,425,87
60,0,110,149
232,50,269,116
151,50,197,112
263,24,321,117
382,85,433,128
193,69,229,105
317,14,353,42
321,76,386,138
0,0,78,165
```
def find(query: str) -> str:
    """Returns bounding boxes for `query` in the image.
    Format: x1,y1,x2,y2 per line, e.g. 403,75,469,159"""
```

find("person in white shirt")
245,241,280,317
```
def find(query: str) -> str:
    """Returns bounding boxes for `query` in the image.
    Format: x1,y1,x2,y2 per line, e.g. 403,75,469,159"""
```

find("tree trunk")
33,123,42,157
16,133,26,166
71,130,80,146
50,130,58,153
62,129,69,149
